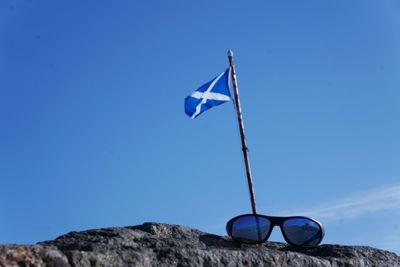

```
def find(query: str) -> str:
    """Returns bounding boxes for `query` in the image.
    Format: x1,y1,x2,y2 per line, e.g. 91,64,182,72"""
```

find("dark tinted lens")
230,215,271,243
283,218,322,246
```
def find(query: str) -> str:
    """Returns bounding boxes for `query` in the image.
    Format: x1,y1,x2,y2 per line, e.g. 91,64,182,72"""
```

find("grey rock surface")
0,222,399,266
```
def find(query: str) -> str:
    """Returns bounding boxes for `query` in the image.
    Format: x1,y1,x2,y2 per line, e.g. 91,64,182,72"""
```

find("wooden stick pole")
228,50,258,214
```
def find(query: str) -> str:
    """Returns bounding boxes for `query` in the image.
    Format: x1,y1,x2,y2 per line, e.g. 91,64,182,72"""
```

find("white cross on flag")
184,68,232,119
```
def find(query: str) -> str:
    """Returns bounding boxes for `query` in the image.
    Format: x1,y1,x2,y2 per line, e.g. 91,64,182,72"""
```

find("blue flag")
185,68,232,119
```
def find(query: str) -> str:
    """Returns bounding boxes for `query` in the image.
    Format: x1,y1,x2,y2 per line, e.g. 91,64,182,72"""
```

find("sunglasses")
226,214,324,247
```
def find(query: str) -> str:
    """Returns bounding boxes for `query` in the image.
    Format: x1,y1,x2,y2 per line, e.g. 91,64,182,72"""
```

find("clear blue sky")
1,0,400,254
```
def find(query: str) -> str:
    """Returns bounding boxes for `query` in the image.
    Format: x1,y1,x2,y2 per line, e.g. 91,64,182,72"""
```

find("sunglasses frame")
226,214,325,247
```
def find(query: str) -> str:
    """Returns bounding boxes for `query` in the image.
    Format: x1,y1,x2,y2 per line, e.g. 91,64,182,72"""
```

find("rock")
0,222,398,266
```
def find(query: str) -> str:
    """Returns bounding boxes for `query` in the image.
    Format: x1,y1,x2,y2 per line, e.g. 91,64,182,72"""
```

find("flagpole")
228,49,258,215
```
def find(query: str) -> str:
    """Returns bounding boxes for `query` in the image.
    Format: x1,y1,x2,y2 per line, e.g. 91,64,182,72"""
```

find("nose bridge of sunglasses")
266,217,285,237
252,216,284,239
264,216,286,226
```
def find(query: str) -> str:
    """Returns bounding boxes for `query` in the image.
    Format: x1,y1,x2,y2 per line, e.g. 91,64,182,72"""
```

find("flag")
185,68,232,119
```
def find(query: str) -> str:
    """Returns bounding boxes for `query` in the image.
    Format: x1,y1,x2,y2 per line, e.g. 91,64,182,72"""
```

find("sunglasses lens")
230,215,271,243
282,218,323,246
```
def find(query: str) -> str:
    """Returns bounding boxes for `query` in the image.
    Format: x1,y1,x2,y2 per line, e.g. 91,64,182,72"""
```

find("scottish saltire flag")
185,68,232,119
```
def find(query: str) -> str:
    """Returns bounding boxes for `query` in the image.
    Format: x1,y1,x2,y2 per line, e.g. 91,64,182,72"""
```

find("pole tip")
228,49,233,57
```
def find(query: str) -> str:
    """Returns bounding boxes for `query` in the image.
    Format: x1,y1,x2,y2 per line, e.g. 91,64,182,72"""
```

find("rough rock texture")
0,222,399,266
